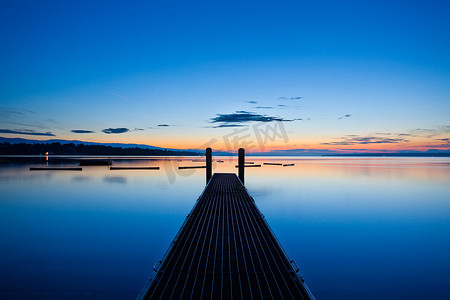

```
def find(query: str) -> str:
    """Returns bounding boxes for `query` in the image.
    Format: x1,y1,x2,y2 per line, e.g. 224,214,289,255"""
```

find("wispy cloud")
255,106,273,109
410,128,435,134
0,107,36,116
6,121,47,129
102,128,129,134
108,91,133,102
278,96,302,100
434,137,450,147
246,101,258,104
275,100,302,110
322,134,408,146
408,126,450,138
338,114,352,120
158,124,170,127
322,127,450,148
71,129,95,134
0,129,55,136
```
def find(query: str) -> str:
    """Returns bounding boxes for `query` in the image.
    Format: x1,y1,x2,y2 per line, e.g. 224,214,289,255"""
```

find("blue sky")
1,0,449,152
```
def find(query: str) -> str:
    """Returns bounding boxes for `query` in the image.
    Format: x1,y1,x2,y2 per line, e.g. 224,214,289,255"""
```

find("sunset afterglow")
0,1,449,154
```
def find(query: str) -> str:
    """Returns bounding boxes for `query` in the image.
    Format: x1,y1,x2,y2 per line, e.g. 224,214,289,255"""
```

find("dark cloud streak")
0,129,55,136
71,130,95,134
102,128,129,134
210,111,294,125
212,124,247,128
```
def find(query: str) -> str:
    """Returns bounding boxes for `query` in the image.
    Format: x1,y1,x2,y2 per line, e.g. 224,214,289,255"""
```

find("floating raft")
110,167,159,170
138,173,314,299
178,166,207,169
234,164,262,168
30,167,82,171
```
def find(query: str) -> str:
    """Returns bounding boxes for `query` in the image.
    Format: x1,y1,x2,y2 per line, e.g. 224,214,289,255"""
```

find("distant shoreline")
321,153,450,157
1,137,449,157
0,142,200,156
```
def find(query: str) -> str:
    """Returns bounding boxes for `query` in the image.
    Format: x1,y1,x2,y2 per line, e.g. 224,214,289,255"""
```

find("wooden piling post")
238,148,245,184
206,147,212,184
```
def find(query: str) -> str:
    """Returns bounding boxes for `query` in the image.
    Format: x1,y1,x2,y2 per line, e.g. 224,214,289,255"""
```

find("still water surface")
1,156,449,299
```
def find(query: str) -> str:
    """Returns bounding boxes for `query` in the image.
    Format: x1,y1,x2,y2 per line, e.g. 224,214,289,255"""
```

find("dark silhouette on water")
178,166,207,169
30,167,82,171
206,147,212,184
110,166,159,170
235,164,262,168
238,148,245,185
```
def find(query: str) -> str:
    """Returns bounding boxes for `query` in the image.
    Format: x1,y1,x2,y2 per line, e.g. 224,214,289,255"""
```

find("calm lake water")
0,156,449,299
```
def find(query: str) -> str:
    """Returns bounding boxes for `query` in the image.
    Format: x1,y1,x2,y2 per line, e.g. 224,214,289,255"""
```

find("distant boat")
79,159,112,166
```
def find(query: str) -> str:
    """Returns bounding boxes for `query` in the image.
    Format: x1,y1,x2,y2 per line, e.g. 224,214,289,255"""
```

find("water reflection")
103,176,127,184
0,156,449,299
71,175,91,182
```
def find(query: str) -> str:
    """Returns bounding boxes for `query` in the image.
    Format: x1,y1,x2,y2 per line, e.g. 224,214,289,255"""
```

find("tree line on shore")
0,142,199,156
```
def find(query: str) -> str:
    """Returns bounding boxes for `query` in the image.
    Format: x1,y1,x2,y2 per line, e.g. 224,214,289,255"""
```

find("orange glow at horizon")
22,131,450,153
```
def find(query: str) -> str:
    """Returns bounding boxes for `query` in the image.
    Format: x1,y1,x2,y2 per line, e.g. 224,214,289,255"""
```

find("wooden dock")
138,173,314,299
